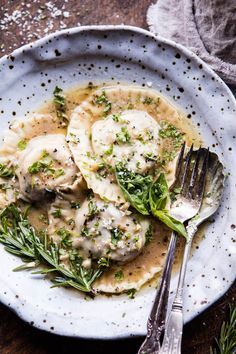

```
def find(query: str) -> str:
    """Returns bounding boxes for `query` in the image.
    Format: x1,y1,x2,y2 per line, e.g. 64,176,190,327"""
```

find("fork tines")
175,143,210,200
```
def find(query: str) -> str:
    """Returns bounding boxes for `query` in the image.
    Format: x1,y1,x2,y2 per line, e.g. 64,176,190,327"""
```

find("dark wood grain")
0,1,235,353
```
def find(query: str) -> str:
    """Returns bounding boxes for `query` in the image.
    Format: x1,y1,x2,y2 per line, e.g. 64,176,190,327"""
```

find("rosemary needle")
0,204,103,293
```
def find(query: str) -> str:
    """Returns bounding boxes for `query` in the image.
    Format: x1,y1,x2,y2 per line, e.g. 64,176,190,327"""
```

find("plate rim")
0,24,235,339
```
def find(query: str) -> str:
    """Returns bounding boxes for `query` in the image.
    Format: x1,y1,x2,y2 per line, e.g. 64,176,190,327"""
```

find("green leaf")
0,163,14,178
149,173,169,211
17,139,27,150
115,163,152,215
149,173,187,238
152,209,187,238
53,86,68,122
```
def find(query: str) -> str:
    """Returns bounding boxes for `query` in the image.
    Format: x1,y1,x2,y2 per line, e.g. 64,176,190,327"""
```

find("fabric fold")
147,0,236,85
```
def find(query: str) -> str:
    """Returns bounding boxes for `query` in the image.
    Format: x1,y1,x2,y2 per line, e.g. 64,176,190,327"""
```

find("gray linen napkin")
147,0,236,85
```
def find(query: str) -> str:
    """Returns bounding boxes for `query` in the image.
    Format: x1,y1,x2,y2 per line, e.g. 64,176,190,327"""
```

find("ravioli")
17,134,82,202
0,114,64,164
93,220,169,293
67,86,169,203
0,114,84,202
73,195,150,263
92,110,160,174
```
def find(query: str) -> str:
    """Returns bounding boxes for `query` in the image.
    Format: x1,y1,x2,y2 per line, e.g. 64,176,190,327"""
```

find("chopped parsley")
52,208,62,218
158,121,184,164
48,168,65,178
28,150,53,174
28,150,65,178
144,152,157,161
70,201,81,209
145,224,153,245
94,90,112,115
143,96,153,104
57,227,72,247
159,121,183,148
81,226,89,237
88,200,99,217
126,288,136,299
53,86,68,122
110,227,124,246
98,257,110,267
17,139,27,150
104,144,113,156
146,129,154,141
112,114,120,122
114,270,124,281
69,133,80,144
116,127,131,144
0,163,14,178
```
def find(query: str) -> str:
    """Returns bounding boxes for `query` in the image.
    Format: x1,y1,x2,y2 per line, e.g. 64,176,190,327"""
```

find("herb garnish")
149,173,187,237
143,97,153,104
94,90,112,115
0,163,14,178
70,201,81,209
145,224,153,245
88,200,99,217
104,144,113,156
159,121,183,144
52,208,62,218
158,121,184,164
110,227,124,246
114,270,124,281
57,227,72,248
115,165,187,237
210,305,236,354
126,288,136,299
115,163,152,215
17,139,27,151
28,150,53,174
0,204,103,293
53,86,68,122
28,150,65,178
112,114,120,122
116,127,131,144
98,257,110,267
81,226,90,237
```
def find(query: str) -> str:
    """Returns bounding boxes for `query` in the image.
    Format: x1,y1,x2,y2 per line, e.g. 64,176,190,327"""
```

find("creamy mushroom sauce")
0,83,203,294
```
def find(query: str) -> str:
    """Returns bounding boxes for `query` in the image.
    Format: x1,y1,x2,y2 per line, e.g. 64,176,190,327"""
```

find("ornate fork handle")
138,232,177,354
160,223,198,354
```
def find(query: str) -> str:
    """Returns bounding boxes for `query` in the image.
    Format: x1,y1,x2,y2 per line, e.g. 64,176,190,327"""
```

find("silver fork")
138,144,209,354
160,150,224,354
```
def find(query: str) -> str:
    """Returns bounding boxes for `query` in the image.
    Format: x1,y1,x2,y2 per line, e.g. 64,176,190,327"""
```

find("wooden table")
0,1,235,353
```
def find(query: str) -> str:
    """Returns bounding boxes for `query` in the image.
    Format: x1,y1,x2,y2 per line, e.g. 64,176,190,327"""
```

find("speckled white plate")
0,25,235,339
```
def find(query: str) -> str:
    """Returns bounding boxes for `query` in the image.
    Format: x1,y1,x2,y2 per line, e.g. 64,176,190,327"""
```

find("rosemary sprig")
0,204,103,293
210,305,236,354
53,86,68,122
0,163,14,178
